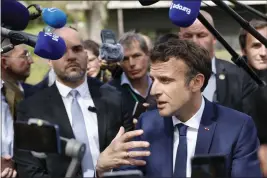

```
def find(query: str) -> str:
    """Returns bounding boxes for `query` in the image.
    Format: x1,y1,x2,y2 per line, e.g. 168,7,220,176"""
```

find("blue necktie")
70,90,94,175
174,123,188,178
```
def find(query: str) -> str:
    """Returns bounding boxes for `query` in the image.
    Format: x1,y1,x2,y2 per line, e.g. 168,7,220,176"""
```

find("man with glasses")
1,40,33,178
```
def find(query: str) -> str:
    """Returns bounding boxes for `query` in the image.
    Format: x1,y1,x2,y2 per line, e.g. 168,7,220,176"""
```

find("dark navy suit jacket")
131,99,262,177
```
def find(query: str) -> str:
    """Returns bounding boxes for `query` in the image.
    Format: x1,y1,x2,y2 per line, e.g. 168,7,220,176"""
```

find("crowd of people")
1,10,267,177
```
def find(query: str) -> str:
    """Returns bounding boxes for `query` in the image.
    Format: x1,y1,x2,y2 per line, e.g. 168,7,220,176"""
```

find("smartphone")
132,102,147,119
191,155,227,178
101,29,117,44
103,170,143,178
14,119,61,154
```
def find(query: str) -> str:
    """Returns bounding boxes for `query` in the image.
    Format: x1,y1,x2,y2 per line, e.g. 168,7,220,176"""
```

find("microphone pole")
211,0,267,48
227,0,267,21
197,13,265,87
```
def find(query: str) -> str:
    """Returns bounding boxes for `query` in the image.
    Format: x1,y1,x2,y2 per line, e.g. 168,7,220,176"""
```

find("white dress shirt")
172,96,205,177
1,80,14,157
56,79,99,177
202,57,217,101
120,72,152,98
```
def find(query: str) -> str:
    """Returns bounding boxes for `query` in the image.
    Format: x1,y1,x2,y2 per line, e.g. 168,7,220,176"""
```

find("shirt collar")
172,96,205,130
212,57,216,74
56,77,90,98
120,72,152,97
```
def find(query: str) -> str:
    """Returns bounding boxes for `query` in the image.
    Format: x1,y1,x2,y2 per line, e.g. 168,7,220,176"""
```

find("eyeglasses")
4,51,32,61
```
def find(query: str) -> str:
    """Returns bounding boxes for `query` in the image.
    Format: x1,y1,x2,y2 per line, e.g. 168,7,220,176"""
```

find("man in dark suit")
13,27,137,178
239,19,267,145
95,39,262,177
178,10,257,113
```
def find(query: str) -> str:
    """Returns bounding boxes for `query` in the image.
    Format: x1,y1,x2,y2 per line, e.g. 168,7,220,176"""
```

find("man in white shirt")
13,27,147,178
95,38,261,177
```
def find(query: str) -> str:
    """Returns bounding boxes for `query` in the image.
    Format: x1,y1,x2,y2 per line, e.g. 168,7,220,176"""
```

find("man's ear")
241,48,247,56
189,73,205,92
1,57,9,69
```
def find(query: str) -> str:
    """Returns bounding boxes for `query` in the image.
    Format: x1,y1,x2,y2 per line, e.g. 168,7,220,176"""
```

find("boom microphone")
138,0,160,6
1,27,66,60
211,0,267,48
1,0,30,30
169,0,201,27
228,0,267,21
197,14,265,86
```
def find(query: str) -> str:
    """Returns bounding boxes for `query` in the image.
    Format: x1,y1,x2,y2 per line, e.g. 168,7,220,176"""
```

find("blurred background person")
178,10,257,113
239,19,267,144
109,31,156,120
1,39,34,178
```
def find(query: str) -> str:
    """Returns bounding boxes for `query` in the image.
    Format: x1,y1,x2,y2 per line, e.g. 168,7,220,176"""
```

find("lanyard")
127,86,139,102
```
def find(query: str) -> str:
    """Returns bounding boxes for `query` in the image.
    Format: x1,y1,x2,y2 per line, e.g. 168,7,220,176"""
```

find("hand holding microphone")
1,27,66,60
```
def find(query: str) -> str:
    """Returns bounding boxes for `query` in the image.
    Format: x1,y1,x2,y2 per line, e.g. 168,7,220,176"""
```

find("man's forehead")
180,20,207,33
247,27,267,44
54,27,82,45
150,59,186,76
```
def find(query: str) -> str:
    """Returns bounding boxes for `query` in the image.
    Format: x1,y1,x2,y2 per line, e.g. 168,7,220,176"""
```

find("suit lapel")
215,59,228,104
195,99,217,155
88,78,107,152
47,84,75,139
161,117,174,177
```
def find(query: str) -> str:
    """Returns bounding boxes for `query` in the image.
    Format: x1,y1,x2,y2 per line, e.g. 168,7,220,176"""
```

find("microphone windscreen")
1,0,30,30
138,0,160,6
169,0,201,27
34,31,66,60
42,8,67,28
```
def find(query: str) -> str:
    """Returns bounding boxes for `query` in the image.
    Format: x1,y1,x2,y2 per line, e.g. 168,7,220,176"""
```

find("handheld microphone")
138,0,160,6
42,8,67,29
169,0,201,27
1,27,66,60
1,0,30,30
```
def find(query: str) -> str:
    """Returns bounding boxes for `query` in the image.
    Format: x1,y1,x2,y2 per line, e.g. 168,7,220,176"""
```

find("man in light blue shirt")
1,80,17,178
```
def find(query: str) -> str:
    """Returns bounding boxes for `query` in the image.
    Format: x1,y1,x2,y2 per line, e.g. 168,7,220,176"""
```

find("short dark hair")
154,33,179,46
118,31,149,55
82,39,100,57
239,19,267,50
150,39,211,92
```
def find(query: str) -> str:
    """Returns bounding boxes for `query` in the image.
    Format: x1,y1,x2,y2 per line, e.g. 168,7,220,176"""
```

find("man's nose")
129,57,136,67
150,81,160,97
259,46,267,57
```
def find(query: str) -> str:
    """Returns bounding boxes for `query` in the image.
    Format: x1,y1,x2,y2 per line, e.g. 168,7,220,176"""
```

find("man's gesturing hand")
96,127,150,175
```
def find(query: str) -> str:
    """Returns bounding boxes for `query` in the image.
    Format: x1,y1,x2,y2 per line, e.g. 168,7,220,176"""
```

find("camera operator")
109,31,156,120
13,27,136,178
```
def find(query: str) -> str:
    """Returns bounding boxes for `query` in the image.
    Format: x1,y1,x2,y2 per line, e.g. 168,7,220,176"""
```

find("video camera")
14,119,86,177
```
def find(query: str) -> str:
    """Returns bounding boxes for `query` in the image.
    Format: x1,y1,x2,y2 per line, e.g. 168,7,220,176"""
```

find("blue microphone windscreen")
169,0,201,27
42,8,67,28
34,31,67,60
1,0,30,30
